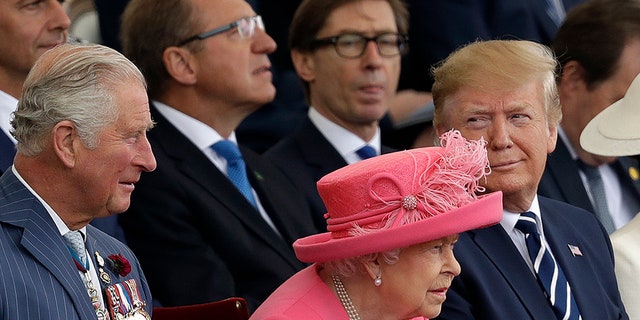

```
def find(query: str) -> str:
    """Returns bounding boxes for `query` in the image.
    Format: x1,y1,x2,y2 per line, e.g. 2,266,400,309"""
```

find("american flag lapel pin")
568,244,583,257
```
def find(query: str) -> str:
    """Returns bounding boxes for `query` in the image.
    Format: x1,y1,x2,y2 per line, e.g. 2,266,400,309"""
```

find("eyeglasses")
178,15,264,46
310,33,409,58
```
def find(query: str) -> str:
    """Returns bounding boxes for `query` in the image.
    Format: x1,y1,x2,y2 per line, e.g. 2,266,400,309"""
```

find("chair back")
152,297,249,320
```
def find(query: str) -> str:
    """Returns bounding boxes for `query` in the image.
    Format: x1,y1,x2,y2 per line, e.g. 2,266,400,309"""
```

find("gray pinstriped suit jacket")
0,169,152,320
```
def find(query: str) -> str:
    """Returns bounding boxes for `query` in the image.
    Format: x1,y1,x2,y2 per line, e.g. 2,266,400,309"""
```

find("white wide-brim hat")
581,73,640,156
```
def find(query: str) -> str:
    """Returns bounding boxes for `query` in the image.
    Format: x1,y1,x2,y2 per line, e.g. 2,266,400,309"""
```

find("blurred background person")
581,73,640,320
264,0,405,230
0,0,70,173
119,0,318,312
538,0,640,234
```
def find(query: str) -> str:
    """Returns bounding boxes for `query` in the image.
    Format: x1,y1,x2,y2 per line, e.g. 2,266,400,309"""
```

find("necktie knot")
63,230,87,265
515,211,539,236
356,145,377,160
212,140,242,163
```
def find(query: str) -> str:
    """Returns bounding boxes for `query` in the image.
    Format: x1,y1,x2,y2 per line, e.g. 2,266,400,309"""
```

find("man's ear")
291,50,316,82
559,60,587,93
163,46,198,85
52,120,79,168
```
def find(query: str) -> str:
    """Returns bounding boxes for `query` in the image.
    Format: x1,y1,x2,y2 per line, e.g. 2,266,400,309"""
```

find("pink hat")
294,130,503,263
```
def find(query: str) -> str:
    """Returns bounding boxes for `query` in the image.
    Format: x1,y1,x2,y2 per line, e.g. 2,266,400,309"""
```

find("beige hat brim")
580,74,640,157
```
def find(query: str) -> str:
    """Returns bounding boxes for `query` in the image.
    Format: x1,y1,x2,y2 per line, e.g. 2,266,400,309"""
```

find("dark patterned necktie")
576,160,616,234
515,211,580,320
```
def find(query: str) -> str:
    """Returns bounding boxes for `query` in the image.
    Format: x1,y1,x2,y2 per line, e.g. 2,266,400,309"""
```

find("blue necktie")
515,212,580,320
0,132,15,172
576,160,616,234
356,145,377,160
63,230,87,266
212,140,257,208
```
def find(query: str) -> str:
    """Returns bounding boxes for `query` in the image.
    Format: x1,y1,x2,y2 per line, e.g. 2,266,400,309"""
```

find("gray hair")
11,44,147,156
322,248,402,278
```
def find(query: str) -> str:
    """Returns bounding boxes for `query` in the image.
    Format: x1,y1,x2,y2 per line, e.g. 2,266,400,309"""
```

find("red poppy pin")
108,254,132,277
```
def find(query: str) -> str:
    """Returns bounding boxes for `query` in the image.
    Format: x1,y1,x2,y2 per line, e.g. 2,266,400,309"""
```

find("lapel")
544,140,594,212
0,171,97,320
149,105,300,267
85,235,119,291
612,157,640,213
0,131,15,172
466,224,557,319
294,118,348,181
241,146,308,265
538,198,608,317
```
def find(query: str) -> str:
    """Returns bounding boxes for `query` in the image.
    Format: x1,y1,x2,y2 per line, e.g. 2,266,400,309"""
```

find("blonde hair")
431,40,561,130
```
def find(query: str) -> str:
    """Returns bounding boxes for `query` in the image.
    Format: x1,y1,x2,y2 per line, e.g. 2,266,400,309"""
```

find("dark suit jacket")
264,117,395,230
434,196,627,319
120,105,318,312
0,169,152,320
539,139,640,216
0,131,15,174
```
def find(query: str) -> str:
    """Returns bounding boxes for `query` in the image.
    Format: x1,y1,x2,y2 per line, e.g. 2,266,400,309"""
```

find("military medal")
65,246,110,319
95,251,112,284
105,279,151,320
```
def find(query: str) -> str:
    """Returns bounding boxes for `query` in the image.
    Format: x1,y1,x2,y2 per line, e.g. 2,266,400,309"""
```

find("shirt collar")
308,107,381,157
12,166,87,238
153,100,236,149
500,194,543,234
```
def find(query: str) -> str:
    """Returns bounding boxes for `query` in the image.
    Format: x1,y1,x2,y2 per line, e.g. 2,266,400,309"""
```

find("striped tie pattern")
515,212,580,320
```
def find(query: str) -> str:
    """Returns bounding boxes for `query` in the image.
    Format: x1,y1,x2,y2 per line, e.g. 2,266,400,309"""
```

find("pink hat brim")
294,191,503,263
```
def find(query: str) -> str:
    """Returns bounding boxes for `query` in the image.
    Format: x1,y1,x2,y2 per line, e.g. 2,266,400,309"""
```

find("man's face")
74,79,156,217
0,0,70,94
437,81,557,212
560,39,640,166
293,0,401,132
186,0,277,111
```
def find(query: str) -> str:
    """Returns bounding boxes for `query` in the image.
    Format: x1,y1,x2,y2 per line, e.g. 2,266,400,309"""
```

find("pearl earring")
374,276,382,286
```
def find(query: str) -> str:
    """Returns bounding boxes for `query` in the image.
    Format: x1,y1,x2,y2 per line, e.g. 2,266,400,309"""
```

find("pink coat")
250,264,426,320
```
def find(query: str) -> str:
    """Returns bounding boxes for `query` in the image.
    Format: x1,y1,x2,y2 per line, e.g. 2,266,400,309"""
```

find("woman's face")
378,235,461,319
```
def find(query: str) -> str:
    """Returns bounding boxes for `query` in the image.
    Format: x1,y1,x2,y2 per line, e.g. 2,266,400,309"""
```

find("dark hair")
289,0,408,52
289,0,408,101
120,0,200,99
552,0,640,90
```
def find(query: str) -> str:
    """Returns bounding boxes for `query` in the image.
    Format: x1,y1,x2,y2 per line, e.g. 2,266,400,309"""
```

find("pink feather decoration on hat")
329,130,490,237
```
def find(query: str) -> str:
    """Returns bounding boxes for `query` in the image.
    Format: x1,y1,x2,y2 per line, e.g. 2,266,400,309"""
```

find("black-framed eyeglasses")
177,15,264,46
310,33,408,58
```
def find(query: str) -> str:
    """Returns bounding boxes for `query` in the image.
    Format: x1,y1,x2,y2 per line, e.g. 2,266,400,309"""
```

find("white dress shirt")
308,107,381,164
154,101,281,235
